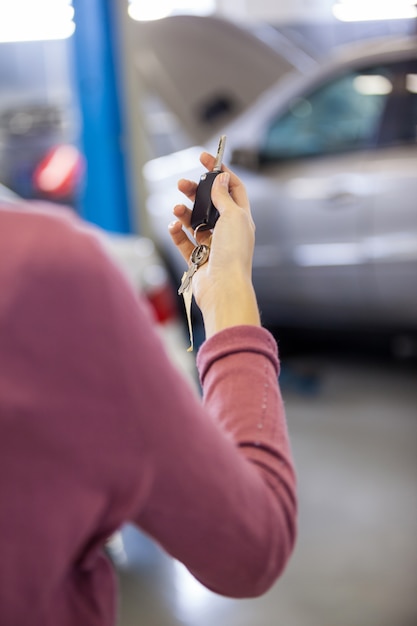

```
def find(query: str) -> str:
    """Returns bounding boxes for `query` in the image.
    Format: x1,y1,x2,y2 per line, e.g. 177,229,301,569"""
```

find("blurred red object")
33,144,84,198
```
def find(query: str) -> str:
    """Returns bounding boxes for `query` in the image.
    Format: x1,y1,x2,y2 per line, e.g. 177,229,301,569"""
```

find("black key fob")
190,135,226,232
190,171,221,231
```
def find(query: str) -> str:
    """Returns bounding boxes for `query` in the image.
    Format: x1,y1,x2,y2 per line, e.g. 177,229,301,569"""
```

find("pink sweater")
0,203,297,626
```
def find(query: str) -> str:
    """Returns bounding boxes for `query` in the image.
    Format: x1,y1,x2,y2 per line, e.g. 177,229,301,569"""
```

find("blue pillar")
70,0,133,233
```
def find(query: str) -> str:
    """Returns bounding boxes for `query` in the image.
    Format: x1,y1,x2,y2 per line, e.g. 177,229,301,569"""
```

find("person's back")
0,206,137,624
0,159,296,625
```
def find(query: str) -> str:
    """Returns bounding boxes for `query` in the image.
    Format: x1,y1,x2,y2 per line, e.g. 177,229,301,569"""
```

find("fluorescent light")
353,75,393,95
128,0,214,22
0,0,75,43
128,0,172,21
333,0,417,22
406,74,417,94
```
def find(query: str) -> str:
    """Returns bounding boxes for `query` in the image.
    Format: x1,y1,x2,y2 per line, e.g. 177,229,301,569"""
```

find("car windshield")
259,59,417,161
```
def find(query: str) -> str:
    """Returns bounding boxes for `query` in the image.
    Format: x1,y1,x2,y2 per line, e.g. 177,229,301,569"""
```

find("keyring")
193,223,212,245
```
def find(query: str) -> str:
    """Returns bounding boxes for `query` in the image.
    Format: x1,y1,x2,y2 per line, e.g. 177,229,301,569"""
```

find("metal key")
178,244,210,295
190,135,226,232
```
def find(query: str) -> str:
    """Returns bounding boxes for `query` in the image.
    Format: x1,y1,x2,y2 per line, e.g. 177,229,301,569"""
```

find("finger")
173,203,192,229
199,152,217,172
200,152,249,209
168,220,194,262
200,151,232,175
178,178,198,202
182,152,244,206
172,204,211,246
210,171,252,225
210,172,233,216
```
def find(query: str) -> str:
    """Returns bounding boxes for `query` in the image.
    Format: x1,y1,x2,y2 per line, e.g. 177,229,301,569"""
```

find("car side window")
259,60,416,161
377,60,417,146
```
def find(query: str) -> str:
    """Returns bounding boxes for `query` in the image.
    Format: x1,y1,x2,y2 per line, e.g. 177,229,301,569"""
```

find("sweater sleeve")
135,325,297,598
197,325,297,545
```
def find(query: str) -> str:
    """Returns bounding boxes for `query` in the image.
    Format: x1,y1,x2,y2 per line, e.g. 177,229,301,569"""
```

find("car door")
248,64,397,329
360,59,417,329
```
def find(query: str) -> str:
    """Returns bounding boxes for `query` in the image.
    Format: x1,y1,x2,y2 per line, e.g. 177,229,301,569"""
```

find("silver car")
137,17,417,335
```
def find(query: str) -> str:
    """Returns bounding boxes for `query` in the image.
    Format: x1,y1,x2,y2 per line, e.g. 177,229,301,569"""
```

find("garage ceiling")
217,0,335,23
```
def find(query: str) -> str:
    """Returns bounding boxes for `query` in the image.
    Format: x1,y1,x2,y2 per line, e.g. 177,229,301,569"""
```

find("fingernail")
219,172,230,187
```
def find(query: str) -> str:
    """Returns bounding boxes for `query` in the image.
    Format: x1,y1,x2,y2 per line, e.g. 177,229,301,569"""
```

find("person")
0,152,297,626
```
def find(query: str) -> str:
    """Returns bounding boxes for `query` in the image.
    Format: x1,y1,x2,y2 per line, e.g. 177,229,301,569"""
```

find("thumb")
211,172,231,215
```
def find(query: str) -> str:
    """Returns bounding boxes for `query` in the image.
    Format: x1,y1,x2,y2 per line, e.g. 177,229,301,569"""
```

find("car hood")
130,14,315,144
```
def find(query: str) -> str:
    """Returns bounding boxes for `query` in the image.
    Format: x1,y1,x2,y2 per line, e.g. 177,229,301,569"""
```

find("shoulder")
0,201,118,286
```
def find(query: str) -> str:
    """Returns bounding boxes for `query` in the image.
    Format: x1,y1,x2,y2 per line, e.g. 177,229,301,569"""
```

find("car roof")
333,35,417,67
217,34,417,149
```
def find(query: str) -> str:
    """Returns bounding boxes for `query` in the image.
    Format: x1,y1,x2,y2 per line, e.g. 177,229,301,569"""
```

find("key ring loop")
193,223,213,247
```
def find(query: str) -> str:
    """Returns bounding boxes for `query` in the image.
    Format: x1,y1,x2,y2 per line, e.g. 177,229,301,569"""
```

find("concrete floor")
115,346,417,626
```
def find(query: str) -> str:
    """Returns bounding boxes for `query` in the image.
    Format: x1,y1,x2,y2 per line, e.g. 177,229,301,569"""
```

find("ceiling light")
127,0,214,22
353,75,393,95
333,0,417,22
0,0,75,43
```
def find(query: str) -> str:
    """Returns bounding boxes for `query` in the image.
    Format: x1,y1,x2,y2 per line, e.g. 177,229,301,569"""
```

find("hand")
169,152,260,339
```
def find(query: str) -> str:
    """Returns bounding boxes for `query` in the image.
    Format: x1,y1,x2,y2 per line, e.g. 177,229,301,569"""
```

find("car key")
178,244,210,295
190,135,227,232
178,243,211,351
